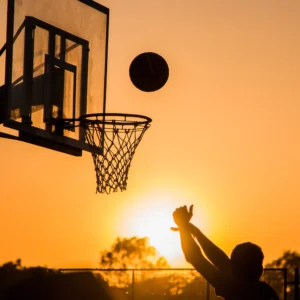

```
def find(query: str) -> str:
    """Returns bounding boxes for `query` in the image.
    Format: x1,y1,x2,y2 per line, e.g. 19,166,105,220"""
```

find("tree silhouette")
99,236,169,269
264,250,300,299
97,236,202,298
0,260,111,300
99,236,170,288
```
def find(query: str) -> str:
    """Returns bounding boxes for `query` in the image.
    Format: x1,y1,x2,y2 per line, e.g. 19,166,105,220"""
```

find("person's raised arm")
189,223,231,273
173,206,225,287
171,205,230,273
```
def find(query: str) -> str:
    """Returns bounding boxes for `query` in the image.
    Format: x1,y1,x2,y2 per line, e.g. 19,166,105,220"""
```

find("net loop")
80,113,152,194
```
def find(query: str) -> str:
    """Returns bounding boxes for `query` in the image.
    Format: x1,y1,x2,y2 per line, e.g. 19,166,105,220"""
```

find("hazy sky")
0,0,300,268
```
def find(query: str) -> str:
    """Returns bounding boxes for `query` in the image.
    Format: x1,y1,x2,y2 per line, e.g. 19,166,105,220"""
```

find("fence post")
295,268,299,300
283,268,287,300
206,282,210,300
132,270,135,300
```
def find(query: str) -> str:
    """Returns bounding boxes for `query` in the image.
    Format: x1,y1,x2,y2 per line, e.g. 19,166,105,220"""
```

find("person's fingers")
179,206,187,213
189,205,194,215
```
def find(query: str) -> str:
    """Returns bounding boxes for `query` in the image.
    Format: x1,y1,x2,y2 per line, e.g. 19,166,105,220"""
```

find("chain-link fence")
60,268,300,300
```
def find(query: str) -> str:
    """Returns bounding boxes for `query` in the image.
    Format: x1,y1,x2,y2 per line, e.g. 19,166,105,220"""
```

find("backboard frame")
1,0,109,156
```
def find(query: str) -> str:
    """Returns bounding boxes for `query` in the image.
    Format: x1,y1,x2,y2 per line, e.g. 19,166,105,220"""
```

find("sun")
123,192,189,266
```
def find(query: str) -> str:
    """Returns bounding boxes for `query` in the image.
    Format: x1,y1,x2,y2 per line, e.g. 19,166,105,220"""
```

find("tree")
264,250,300,299
99,236,170,288
99,236,169,269
0,260,111,300
98,236,206,297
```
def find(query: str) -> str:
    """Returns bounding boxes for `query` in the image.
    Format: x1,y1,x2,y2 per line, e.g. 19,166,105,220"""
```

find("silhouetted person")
172,205,279,300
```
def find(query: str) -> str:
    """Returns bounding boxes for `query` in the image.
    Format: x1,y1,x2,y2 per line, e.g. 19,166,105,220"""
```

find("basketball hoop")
79,113,152,194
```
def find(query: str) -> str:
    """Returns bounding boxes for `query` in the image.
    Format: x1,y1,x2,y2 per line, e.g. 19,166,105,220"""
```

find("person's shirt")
214,278,279,300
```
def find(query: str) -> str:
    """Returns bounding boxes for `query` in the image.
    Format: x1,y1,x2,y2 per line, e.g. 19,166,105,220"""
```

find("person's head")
231,242,264,282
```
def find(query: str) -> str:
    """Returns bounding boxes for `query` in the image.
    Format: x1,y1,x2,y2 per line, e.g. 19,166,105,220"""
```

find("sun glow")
121,192,192,266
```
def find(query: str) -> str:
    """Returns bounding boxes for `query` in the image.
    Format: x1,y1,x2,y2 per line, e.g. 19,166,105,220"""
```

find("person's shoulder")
257,281,279,300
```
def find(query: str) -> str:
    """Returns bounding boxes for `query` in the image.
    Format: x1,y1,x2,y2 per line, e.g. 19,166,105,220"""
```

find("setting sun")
126,193,183,265
115,191,209,267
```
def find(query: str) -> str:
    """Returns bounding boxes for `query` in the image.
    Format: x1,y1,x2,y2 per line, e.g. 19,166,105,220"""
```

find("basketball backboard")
0,0,109,156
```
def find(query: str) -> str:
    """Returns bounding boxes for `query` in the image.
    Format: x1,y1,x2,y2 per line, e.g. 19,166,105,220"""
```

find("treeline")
0,260,111,300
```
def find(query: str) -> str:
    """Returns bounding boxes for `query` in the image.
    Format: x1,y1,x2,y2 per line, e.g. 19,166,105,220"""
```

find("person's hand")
171,205,193,231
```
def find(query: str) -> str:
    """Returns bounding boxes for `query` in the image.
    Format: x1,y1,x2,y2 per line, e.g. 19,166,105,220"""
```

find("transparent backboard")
1,0,109,156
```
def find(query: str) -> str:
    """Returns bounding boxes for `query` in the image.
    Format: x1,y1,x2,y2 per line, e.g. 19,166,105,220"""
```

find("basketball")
129,52,169,92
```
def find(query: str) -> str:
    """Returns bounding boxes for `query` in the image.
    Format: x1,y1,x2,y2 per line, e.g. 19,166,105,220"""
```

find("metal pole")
132,270,135,300
283,268,288,300
295,268,299,300
206,281,210,300
23,18,35,124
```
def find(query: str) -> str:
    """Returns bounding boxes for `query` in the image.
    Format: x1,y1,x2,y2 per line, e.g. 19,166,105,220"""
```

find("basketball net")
81,114,152,194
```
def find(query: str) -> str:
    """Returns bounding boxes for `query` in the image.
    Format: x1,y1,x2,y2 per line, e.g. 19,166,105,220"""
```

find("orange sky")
0,0,300,269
